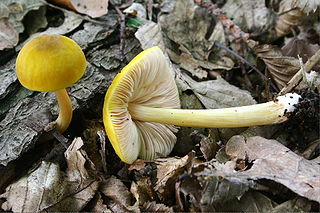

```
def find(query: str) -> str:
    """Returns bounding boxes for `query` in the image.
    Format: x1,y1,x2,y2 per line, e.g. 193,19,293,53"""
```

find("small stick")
110,0,126,58
279,48,320,95
214,41,278,91
195,0,259,49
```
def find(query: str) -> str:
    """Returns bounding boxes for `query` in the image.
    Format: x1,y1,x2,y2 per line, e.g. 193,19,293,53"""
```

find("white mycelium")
277,93,301,113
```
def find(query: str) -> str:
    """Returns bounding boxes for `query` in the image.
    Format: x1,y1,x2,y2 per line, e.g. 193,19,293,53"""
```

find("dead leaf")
177,176,203,212
0,19,18,50
135,21,166,51
154,152,195,201
222,135,320,203
142,201,173,213
178,73,256,109
130,178,156,205
275,0,304,37
255,44,301,89
288,0,320,14
64,137,96,182
89,193,112,213
222,0,273,32
216,191,284,212
282,37,320,71
52,0,108,18
159,0,235,78
17,9,83,50
47,137,99,211
0,162,64,212
0,138,99,212
100,176,139,212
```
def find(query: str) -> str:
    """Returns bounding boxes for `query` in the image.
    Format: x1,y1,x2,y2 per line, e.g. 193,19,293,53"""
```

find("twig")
110,0,126,58
214,41,278,91
195,0,259,48
279,48,320,95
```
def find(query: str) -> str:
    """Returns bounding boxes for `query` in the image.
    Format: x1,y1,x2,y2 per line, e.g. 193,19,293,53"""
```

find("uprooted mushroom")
103,46,301,164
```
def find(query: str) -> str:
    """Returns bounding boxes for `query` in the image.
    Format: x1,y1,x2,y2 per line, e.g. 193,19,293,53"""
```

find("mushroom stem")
128,93,301,128
55,89,73,132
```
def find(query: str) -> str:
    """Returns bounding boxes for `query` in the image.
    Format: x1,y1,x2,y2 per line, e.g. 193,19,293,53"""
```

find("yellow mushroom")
103,46,301,164
16,34,86,132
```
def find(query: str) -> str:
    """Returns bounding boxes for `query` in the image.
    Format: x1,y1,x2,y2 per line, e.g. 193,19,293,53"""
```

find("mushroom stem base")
128,101,291,128
55,89,73,132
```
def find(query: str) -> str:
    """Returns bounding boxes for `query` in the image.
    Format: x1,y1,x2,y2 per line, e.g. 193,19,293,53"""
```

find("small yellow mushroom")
16,34,86,132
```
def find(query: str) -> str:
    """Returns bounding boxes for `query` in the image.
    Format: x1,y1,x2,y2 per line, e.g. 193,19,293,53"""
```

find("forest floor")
0,0,319,212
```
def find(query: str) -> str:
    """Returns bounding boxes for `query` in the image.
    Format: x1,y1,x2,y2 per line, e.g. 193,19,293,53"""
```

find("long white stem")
55,89,73,132
128,93,301,128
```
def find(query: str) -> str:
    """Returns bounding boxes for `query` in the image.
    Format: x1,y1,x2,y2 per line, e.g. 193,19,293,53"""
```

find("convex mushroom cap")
16,34,86,92
16,34,86,133
103,46,180,164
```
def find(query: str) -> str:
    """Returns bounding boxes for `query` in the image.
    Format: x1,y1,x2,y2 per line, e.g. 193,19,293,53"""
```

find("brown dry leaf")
0,137,99,212
0,19,18,50
222,0,273,32
90,193,112,213
52,0,108,18
289,0,320,14
135,21,166,52
130,178,156,205
282,37,320,71
142,201,173,213
154,152,195,201
255,44,301,89
177,176,203,211
222,135,320,203
178,73,256,109
100,176,139,213
275,0,304,37
159,0,234,78
0,161,64,212
47,137,99,211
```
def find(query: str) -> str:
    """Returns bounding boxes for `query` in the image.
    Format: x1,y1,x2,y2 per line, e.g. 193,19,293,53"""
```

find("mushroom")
16,34,86,132
103,46,301,164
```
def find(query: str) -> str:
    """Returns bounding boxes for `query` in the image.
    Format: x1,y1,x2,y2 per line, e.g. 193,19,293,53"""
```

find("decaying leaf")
222,0,273,32
142,201,173,213
159,0,234,78
52,0,108,18
282,38,320,66
255,44,301,89
100,176,139,212
219,135,320,203
48,137,99,211
0,19,19,50
0,162,63,212
135,21,166,51
90,193,112,213
130,178,156,206
18,9,83,50
154,152,195,201
0,0,47,49
289,0,320,14
275,0,304,37
0,137,99,212
178,73,256,109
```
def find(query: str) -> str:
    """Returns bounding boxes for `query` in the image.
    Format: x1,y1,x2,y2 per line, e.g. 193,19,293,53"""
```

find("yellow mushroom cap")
16,34,86,92
103,46,180,164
